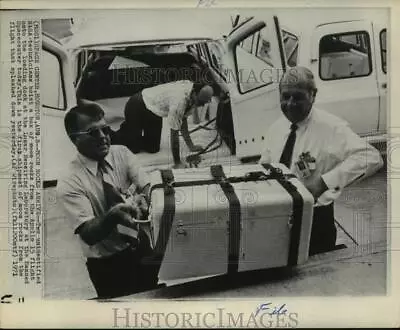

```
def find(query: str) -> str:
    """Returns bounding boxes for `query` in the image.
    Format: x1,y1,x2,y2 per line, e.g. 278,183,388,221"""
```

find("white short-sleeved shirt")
57,145,150,258
141,80,194,130
259,108,383,206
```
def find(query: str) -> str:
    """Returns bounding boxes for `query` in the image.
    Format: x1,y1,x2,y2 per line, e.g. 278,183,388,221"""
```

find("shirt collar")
77,152,113,176
298,107,314,128
284,107,315,130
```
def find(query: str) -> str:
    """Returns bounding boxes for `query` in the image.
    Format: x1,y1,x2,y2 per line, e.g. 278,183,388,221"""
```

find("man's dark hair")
64,102,105,140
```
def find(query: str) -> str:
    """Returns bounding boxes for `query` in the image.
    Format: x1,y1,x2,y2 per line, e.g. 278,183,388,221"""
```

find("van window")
196,44,208,63
77,48,208,101
319,31,372,80
74,50,92,86
41,48,65,110
255,29,274,67
282,30,298,67
380,29,387,74
108,56,149,69
207,41,227,81
240,34,255,54
235,25,274,93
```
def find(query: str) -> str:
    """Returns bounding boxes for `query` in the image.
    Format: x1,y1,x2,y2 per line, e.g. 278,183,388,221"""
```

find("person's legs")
86,248,141,298
142,108,163,153
136,227,159,290
123,92,147,153
309,203,337,256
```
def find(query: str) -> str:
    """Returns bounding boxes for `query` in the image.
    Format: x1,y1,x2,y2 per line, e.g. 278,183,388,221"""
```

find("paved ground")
42,102,388,299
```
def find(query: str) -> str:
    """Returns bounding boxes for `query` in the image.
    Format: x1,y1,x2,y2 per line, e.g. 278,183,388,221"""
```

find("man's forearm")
180,117,194,149
136,183,151,204
170,129,181,164
77,214,116,246
322,147,383,191
314,176,329,200
141,183,150,201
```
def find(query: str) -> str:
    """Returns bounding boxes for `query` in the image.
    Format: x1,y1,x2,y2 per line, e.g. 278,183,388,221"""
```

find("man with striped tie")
260,66,383,256
57,103,156,298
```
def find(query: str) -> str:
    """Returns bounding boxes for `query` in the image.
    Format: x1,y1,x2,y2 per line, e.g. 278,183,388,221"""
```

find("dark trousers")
86,230,158,299
121,92,163,154
309,203,337,256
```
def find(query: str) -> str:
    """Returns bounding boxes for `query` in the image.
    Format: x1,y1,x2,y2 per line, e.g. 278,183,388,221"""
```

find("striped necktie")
279,123,298,168
98,161,125,209
98,161,142,247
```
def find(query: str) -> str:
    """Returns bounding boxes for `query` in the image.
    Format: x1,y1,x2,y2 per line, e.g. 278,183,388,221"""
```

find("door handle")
176,221,187,236
287,215,294,230
381,82,387,89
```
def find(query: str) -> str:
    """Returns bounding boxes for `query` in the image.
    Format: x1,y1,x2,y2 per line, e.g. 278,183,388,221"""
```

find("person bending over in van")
259,66,383,256
120,80,214,168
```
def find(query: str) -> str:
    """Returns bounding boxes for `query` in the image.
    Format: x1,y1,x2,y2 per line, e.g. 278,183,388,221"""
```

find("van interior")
319,33,371,80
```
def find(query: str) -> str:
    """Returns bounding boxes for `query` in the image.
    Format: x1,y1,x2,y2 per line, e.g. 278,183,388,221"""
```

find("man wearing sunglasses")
259,66,383,256
57,102,156,298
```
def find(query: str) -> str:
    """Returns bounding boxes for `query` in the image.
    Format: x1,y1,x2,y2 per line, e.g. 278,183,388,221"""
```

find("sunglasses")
70,125,112,138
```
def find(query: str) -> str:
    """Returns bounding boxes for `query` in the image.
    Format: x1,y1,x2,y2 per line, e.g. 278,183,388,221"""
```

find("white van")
41,13,288,183
278,12,387,147
192,12,387,160
41,11,387,184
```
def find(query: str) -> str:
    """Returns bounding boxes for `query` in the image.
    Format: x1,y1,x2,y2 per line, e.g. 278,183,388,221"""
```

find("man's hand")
180,118,202,154
107,203,138,229
173,161,190,169
303,175,328,201
189,144,203,153
78,203,140,246
131,193,149,219
186,153,202,167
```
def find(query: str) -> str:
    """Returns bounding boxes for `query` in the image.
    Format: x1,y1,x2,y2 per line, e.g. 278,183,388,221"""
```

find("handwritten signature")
197,0,216,8
255,302,288,317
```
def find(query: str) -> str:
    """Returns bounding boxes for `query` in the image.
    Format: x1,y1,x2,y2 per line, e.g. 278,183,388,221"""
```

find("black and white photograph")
0,4,397,328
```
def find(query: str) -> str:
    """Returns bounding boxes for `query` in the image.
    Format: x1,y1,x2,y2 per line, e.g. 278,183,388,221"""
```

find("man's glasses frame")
70,125,112,138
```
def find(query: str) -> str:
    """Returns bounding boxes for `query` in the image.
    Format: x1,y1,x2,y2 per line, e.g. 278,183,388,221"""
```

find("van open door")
224,15,286,160
310,20,379,137
373,24,387,135
41,33,76,184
